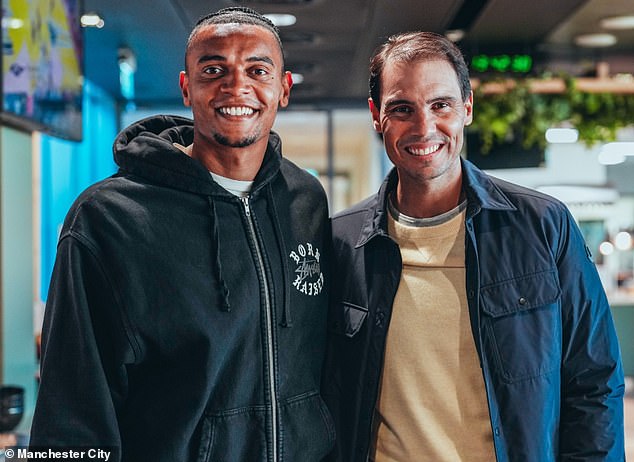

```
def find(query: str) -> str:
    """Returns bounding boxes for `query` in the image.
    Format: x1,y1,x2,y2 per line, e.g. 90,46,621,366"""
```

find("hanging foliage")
469,76,634,154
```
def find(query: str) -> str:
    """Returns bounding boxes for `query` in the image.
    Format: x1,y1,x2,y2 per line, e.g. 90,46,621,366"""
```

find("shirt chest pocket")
480,270,562,384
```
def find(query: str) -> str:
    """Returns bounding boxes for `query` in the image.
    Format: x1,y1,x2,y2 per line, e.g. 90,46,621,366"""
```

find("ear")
278,71,292,108
368,98,381,133
180,71,191,107
464,90,474,126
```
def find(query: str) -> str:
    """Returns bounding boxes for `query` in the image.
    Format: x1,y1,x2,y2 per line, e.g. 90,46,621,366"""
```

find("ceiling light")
445,29,465,42
290,73,304,84
81,13,104,28
263,13,297,27
118,47,136,101
574,33,617,48
600,15,634,30
545,128,579,143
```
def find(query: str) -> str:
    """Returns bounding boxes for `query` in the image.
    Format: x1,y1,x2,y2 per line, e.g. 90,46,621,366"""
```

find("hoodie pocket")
280,390,336,461
197,406,267,462
197,393,335,462
480,270,562,383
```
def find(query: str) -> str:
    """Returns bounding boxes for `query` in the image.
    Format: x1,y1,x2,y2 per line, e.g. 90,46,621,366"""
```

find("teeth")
219,106,254,116
408,144,440,156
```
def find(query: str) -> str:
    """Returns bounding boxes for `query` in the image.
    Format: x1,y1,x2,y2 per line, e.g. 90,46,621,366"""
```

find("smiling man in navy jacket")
30,7,334,461
323,31,624,462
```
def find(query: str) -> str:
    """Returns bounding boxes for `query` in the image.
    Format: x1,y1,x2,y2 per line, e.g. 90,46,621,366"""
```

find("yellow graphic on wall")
2,0,82,139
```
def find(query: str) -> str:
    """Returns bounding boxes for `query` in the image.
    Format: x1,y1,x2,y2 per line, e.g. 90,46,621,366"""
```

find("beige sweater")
371,203,494,462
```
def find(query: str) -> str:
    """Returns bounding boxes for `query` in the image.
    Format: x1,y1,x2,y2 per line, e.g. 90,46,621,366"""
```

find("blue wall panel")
40,81,118,301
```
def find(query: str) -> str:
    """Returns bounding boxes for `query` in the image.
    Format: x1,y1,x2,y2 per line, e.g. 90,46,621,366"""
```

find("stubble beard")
213,131,259,148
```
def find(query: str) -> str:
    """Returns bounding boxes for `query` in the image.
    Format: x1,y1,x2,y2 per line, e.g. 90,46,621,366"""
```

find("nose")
413,109,437,136
221,69,250,95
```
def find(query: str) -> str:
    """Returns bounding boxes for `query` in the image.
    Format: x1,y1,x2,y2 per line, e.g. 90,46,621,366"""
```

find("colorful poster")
2,0,82,140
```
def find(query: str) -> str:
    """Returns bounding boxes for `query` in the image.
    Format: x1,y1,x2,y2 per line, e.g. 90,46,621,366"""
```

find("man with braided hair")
30,7,334,461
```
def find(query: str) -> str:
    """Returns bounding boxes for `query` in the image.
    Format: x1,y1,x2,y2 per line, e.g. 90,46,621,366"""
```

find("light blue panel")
611,305,634,377
40,80,118,300
0,126,37,431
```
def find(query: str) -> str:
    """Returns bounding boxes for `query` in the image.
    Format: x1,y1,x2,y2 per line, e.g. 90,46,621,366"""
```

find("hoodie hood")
114,114,282,196
114,114,289,314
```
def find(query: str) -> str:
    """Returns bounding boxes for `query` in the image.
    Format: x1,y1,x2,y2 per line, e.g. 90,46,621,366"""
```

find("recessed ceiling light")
290,73,304,84
445,29,465,42
81,13,104,28
574,33,617,48
600,15,634,30
263,13,297,27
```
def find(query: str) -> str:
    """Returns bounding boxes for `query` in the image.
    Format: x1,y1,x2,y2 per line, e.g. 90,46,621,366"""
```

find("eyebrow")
196,55,275,66
248,56,275,66
383,99,412,110
429,95,459,104
384,95,459,110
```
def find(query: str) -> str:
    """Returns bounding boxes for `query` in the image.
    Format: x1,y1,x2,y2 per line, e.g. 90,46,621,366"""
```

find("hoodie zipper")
241,196,279,461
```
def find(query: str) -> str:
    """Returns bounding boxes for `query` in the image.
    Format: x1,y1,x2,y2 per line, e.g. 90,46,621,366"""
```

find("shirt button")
468,290,475,298
519,297,527,305
494,427,500,436
375,312,385,327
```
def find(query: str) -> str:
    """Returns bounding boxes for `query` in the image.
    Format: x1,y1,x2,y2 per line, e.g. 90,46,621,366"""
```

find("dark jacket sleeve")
556,209,625,460
29,234,132,460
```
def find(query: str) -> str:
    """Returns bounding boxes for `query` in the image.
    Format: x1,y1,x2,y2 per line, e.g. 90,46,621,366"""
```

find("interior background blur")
1,0,633,453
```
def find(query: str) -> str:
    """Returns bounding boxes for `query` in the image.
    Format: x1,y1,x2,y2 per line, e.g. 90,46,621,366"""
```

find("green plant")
469,76,634,153
567,84,634,146
469,81,529,153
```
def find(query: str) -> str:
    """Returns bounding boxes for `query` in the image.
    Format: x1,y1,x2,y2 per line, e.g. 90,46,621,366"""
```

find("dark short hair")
369,31,471,108
185,7,284,71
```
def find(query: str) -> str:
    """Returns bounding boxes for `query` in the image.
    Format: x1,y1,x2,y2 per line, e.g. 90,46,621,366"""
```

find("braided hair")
185,7,284,70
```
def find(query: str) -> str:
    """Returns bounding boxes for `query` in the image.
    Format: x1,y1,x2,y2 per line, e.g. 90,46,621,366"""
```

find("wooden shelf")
471,77,634,94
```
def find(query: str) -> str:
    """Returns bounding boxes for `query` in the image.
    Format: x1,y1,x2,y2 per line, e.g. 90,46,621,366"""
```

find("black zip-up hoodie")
30,115,335,462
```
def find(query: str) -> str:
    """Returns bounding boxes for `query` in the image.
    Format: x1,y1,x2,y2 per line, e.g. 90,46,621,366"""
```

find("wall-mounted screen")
1,0,83,141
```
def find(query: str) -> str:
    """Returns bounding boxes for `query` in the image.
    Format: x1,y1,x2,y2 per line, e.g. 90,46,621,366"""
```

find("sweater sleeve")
557,208,625,461
29,234,132,460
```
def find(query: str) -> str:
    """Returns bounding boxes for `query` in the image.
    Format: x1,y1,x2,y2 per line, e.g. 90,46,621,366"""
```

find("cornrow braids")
185,7,284,70
194,7,281,46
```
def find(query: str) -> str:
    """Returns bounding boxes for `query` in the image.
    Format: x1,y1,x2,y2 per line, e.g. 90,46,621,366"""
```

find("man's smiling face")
180,23,290,150
370,58,472,189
